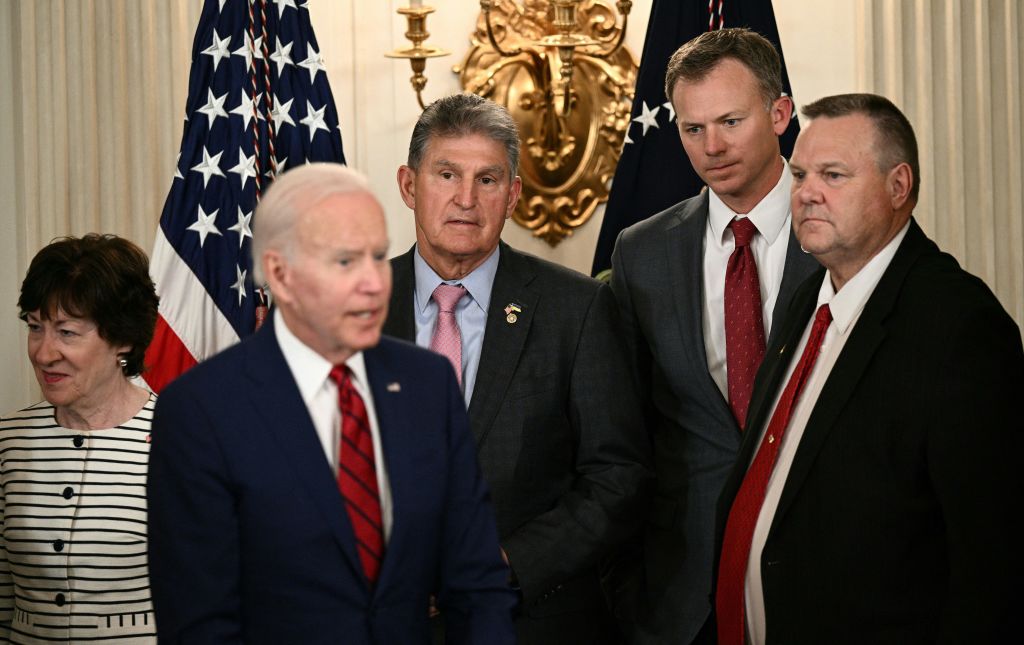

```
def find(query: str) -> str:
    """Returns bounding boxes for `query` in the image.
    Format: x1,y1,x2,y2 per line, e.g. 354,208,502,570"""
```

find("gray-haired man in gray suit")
384,93,651,645
606,28,818,644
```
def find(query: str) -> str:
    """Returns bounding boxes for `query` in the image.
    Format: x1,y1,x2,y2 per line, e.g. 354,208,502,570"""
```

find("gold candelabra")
387,0,637,246
384,4,450,110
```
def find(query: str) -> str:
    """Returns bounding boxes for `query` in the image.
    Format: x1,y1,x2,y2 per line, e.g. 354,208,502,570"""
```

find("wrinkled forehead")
423,133,512,169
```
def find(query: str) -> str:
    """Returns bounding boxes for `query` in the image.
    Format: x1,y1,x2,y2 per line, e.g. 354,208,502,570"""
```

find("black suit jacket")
385,242,652,644
716,219,1024,644
608,191,818,643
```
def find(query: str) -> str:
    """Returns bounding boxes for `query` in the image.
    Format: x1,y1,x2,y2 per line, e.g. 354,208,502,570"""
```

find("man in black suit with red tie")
715,94,1023,645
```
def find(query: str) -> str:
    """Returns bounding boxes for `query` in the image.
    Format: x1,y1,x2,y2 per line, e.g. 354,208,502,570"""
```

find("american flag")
144,0,345,393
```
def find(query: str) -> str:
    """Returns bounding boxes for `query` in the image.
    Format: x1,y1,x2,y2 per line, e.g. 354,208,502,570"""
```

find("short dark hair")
407,93,521,177
664,28,783,108
801,93,920,202
18,234,160,377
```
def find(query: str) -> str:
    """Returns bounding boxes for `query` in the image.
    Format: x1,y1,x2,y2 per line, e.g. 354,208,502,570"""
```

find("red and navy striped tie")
331,365,384,585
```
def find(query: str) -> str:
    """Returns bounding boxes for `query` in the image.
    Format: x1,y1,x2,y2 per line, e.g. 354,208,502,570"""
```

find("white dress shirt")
703,158,795,400
744,221,911,644
273,309,393,541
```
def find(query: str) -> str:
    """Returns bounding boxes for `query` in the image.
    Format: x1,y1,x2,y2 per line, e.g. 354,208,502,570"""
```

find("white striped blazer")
0,395,156,643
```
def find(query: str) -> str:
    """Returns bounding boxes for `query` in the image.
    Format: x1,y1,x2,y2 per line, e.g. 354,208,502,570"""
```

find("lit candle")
410,0,423,8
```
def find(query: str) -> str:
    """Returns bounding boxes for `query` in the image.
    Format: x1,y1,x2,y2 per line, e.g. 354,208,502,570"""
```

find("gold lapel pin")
386,382,401,392
504,303,522,324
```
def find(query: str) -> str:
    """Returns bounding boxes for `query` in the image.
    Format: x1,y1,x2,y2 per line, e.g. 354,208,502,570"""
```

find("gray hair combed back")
664,28,783,109
407,93,521,177
252,163,373,284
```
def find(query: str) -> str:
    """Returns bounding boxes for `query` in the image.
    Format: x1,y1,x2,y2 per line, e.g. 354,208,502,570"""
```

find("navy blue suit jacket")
147,318,516,644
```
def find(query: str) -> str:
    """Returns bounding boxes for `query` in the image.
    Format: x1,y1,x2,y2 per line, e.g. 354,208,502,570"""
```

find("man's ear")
887,162,914,210
770,95,794,137
397,165,416,210
505,176,523,219
262,250,292,306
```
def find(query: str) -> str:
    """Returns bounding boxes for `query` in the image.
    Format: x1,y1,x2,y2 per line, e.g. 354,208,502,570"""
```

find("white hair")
252,163,374,284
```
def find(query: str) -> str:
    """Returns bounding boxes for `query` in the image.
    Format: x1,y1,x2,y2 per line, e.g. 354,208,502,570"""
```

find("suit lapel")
666,195,736,428
717,277,819,545
361,341,409,595
467,242,537,447
384,247,416,341
769,220,933,529
744,277,820,464
243,319,364,583
769,227,820,347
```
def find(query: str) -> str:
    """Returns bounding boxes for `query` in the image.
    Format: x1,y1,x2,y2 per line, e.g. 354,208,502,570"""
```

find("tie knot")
814,303,833,326
729,217,758,247
329,364,351,388
432,283,467,312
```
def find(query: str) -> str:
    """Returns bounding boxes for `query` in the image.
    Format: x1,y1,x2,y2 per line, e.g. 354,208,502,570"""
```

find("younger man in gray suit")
607,28,818,644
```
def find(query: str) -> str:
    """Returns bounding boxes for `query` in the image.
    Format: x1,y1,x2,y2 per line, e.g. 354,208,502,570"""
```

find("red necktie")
715,304,833,645
724,217,766,428
430,283,468,385
330,365,384,585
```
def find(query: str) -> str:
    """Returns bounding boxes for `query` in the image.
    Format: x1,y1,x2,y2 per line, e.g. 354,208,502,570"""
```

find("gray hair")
407,93,521,177
252,163,373,284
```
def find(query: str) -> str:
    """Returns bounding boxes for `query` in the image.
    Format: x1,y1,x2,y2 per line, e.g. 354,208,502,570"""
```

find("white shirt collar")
816,219,912,335
274,309,370,405
708,157,792,246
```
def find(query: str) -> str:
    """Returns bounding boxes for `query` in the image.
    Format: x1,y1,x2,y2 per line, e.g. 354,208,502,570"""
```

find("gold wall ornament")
387,1,637,247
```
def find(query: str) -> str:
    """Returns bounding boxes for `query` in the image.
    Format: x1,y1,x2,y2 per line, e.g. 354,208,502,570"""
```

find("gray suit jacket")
608,191,818,644
385,242,652,644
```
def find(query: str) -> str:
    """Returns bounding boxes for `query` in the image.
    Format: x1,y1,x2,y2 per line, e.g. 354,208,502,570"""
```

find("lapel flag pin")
387,382,401,392
504,303,522,324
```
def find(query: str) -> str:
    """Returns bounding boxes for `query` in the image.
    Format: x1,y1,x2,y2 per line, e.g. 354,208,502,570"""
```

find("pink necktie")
724,217,766,428
715,304,833,645
329,365,384,585
430,283,468,384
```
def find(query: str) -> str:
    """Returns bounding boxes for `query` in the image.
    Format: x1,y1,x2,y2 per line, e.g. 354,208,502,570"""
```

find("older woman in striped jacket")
0,234,159,643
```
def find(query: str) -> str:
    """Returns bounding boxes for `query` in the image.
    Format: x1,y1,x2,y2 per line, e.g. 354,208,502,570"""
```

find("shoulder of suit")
372,335,450,369
618,192,708,242
901,243,1008,315
501,244,604,295
389,246,416,269
157,333,254,401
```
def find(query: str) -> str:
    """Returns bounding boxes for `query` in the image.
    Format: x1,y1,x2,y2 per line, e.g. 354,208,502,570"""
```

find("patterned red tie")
715,304,833,645
430,283,468,384
330,365,384,585
724,217,766,428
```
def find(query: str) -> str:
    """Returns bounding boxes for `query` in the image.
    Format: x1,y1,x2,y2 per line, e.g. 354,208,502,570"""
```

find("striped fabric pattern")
0,396,156,643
